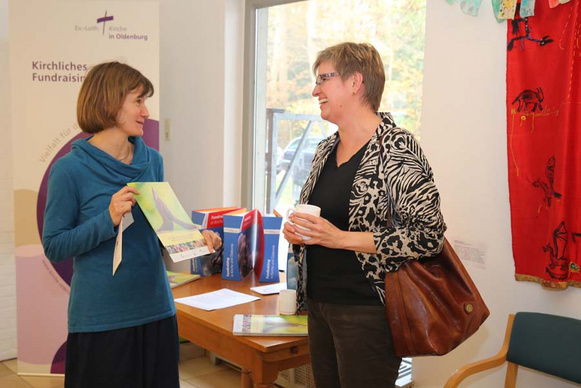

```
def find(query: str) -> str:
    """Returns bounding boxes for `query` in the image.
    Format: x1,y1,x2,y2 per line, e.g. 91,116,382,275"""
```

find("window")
243,0,427,217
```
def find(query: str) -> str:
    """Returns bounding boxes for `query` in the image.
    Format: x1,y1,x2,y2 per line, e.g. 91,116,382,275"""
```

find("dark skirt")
65,315,180,388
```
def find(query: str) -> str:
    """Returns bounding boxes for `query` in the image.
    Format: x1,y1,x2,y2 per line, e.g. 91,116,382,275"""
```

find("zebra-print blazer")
293,112,446,312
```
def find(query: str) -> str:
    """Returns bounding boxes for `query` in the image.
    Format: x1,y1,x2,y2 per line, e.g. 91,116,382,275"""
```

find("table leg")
254,383,275,388
241,369,253,388
249,360,280,388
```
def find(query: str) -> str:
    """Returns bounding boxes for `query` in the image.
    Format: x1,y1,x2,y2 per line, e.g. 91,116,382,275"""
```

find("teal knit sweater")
42,136,176,333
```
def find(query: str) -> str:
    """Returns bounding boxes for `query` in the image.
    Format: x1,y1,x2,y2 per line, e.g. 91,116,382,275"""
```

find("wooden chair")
444,312,581,387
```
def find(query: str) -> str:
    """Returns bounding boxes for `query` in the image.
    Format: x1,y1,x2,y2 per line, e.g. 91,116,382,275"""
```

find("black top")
306,141,381,305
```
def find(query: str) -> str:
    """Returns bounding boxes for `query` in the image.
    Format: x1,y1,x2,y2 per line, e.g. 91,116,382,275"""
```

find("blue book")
191,206,244,239
255,214,282,283
222,209,264,281
190,207,244,276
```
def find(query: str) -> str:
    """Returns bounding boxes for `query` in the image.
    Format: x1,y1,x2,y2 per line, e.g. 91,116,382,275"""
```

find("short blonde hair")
313,42,385,111
77,62,153,133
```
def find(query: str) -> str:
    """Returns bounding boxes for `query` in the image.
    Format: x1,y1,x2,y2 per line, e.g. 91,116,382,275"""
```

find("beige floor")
0,343,243,388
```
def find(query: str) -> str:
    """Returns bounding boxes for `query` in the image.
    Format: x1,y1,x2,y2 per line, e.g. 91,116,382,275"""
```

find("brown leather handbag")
384,238,489,357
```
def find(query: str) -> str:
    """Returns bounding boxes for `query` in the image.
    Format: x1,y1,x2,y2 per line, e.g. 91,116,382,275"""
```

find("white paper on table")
112,212,135,276
250,282,287,295
174,288,260,311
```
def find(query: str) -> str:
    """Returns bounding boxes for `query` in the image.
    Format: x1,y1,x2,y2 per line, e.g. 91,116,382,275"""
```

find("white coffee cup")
279,289,297,315
286,204,321,241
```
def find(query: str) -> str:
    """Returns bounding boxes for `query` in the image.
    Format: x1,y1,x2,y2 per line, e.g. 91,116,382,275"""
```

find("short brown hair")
77,62,154,133
313,42,385,112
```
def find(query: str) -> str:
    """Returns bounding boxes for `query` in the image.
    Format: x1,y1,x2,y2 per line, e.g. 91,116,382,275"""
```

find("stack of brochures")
166,271,200,288
232,314,308,336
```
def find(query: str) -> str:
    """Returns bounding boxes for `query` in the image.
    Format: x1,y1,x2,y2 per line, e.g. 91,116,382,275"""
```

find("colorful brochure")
128,182,210,262
232,314,308,336
166,271,201,288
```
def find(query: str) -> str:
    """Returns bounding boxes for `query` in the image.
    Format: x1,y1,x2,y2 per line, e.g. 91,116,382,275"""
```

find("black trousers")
65,315,180,388
307,299,402,388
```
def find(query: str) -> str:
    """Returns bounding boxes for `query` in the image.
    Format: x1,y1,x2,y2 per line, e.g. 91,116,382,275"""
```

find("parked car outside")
275,146,283,172
277,136,324,176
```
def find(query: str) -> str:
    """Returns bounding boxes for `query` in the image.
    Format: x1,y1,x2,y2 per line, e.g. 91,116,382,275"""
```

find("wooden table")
172,274,310,388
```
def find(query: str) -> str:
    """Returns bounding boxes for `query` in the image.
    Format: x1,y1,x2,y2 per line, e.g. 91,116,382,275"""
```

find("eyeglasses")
315,72,340,87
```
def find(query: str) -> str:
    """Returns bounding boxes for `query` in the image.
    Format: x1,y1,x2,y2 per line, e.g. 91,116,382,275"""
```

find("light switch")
164,118,171,141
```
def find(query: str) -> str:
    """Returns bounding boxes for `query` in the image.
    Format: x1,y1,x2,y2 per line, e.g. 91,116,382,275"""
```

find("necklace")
88,137,133,162
116,147,132,161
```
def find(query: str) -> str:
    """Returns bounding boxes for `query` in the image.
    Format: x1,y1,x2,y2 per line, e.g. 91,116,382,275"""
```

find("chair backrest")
507,312,581,384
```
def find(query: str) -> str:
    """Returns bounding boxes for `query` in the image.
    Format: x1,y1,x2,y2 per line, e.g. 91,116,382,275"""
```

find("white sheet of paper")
122,212,134,231
250,282,287,295
174,288,260,311
112,212,135,276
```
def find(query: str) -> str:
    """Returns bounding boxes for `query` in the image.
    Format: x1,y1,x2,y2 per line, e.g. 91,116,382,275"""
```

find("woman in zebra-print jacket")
282,42,446,388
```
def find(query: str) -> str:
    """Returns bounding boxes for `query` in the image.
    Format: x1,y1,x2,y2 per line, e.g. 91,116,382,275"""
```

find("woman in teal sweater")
43,62,221,388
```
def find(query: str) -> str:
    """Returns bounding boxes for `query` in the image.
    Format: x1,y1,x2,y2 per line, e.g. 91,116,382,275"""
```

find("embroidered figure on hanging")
543,221,569,281
532,155,562,209
498,0,518,19
512,87,544,112
507,5,554,51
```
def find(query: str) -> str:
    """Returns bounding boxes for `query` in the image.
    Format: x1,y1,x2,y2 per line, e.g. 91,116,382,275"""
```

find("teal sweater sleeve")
43,163,117,262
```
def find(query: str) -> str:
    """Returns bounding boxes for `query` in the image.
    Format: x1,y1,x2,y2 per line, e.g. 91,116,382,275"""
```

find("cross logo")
97,11,114,35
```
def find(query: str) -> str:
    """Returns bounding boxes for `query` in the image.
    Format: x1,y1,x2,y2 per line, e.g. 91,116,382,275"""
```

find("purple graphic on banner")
51,342,67,374
97,11,114,35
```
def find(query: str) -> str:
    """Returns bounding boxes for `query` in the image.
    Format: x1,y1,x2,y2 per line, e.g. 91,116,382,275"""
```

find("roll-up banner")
10,0,159,375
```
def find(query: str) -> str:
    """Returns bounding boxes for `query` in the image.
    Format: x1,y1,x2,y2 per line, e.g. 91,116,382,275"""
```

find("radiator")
274,358,413,388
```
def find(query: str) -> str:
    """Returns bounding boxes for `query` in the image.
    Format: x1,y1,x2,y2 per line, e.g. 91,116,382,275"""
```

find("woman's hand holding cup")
284,204,321,243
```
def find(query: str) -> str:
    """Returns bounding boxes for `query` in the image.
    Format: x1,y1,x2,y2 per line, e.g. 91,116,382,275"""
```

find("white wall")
415,1,581,387
159,0,242,213
223,0,244,208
